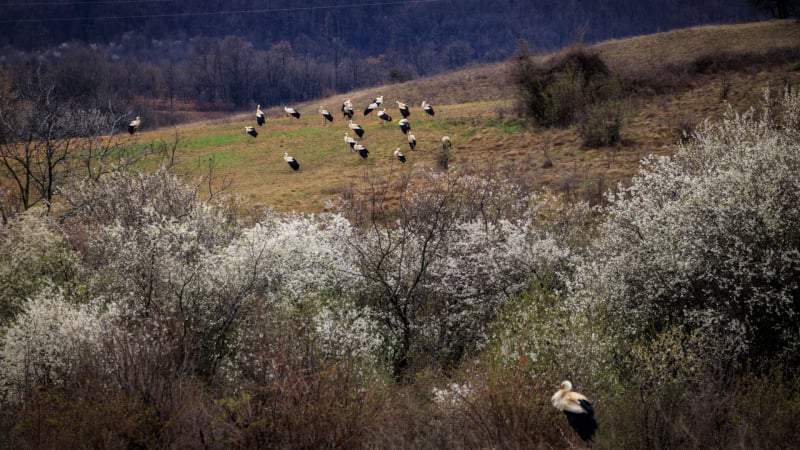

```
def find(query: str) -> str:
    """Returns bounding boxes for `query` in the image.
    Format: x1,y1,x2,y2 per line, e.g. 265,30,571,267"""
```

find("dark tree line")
2,1,767,57
750,0,799,17
0,0,772,114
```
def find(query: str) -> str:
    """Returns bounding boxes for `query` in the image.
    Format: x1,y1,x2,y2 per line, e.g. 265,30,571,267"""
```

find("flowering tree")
0,207,81,326
0,290,102,402
574,87,800,365
347,170,580,378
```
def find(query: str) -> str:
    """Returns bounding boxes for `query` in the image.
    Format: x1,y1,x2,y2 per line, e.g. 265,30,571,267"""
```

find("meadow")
128,19,800,212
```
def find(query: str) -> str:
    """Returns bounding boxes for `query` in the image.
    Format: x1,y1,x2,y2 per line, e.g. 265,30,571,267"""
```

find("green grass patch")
182,132,243,149
204,150,243,168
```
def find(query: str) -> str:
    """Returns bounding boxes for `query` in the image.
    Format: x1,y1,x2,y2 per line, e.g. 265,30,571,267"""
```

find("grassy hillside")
136,19,800,213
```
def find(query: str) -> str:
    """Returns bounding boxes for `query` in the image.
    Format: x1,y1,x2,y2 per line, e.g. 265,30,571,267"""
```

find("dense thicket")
508,43,625,148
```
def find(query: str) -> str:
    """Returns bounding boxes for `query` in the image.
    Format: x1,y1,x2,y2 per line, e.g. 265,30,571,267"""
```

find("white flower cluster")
313,300,381,362
227,213,359,301
575,87,800,360
0,207,79,325
432,382,473,407
0,290,102,401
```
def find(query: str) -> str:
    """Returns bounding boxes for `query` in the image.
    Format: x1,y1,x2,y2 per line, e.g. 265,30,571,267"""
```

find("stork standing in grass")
396,101,410,118
284,106,301,119
128,116,141,134
422,101,435,117
344,132,357,150
377,108,392,124
394,147,406,163
283,152,300,171
407,133,416,150
342,99,354,119
364,101,378,116
551,380,598,447
349,119,365,138
256,105,265,126
441,136,451,151
373,95,384,106
319,105,334,124
354,143,369,159
398,118,411,135
245,126,258,138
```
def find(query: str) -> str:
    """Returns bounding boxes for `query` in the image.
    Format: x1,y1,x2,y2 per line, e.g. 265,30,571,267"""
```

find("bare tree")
0,66,156,217
188,38,223,105
220,35,255,106
0,66,77,212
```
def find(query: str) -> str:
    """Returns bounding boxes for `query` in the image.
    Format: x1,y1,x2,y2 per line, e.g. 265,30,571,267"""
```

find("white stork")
319,105,333,124
128,116,141,135
441,136,451,151
422,101,435,117
284,106,301,119
354,143,369,159
283,152,300,171
245,126,258,138
341,99,354,119
398,118,411,135
344,132,357,150
551,380,598,446
373,95,384,106
364,101,378,116
396,101,410,118
349,119,365,138
377,108,392,123
394,147,406,163
256,105,265,126
408,133,416,150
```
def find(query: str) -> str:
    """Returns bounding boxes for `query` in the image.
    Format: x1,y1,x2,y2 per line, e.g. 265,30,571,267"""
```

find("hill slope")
140,19,800,212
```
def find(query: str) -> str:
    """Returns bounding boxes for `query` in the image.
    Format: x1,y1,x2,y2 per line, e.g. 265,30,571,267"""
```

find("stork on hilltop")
256,105,265,126
396,101,410,118
319,105,334,124
128,116,141,134
422,101,435,117
398,118,411,135
394,147,406,163
349,119,365,138
284,106,301,119
283,152,300,171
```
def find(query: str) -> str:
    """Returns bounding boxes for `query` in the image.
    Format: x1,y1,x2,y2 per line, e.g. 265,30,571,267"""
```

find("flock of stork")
125,96,452,173
245,96,449,172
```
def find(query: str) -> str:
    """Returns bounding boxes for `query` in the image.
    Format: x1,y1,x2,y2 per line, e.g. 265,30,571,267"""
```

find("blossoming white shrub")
218,213,367,382
0,207,81,326
313,299,381,363
575,87,800,364
226,213,359,300
350,171,584,376
0,290,101,402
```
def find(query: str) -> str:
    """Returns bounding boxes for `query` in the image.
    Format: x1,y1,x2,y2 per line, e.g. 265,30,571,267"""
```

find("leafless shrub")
576,99,626,148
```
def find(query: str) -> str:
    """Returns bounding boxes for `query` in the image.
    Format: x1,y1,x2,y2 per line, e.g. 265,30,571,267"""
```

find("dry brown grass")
593,19,800,69
130,19,800,213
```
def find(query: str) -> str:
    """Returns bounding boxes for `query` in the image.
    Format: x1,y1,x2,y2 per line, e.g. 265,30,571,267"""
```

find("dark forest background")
0,0,792,122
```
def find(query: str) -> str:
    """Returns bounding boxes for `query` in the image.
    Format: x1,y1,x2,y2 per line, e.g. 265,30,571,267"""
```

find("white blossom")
573,87,800,361
0,290,102,401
